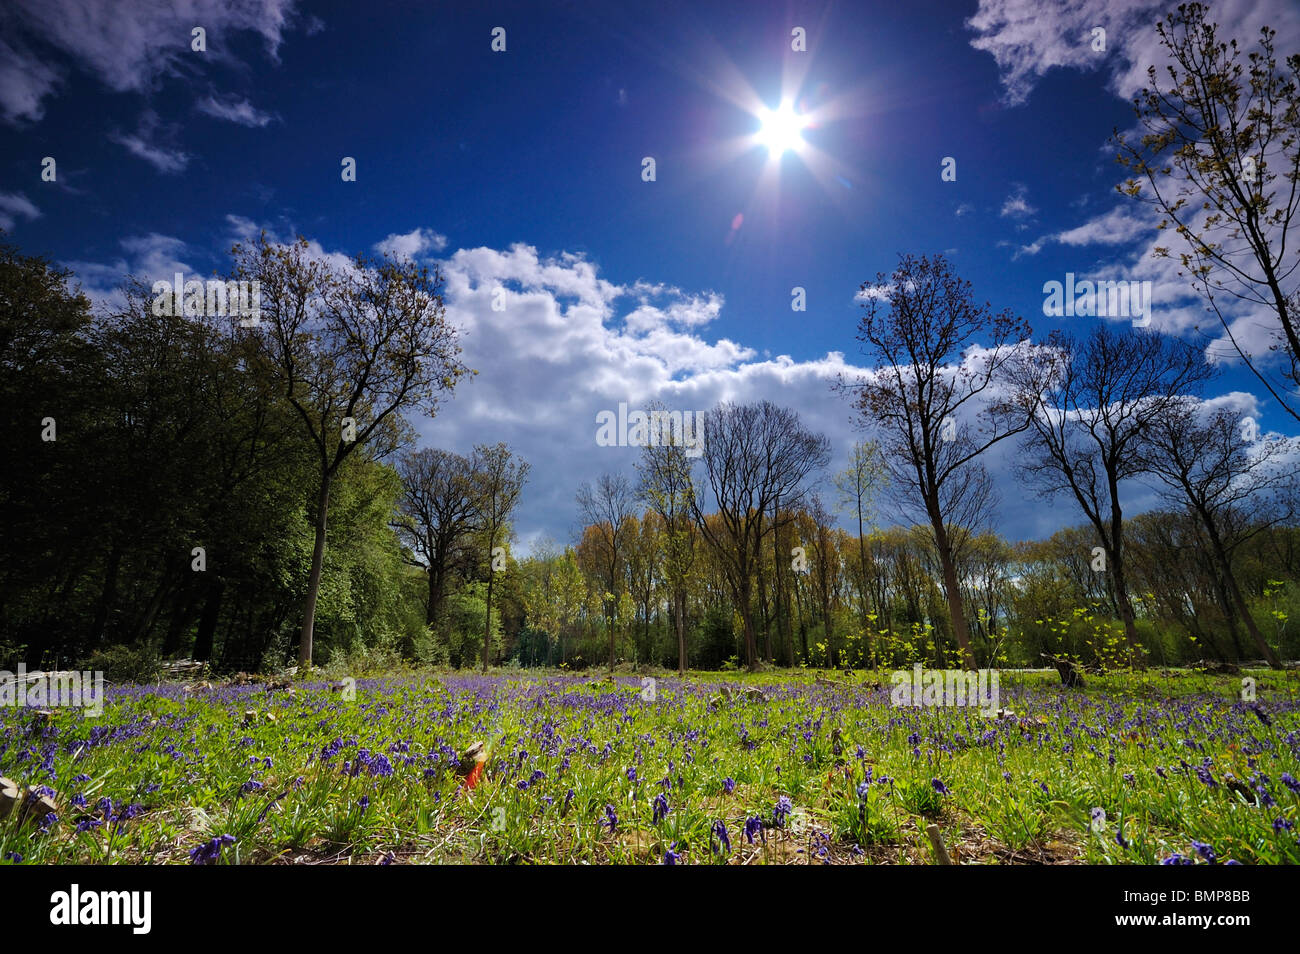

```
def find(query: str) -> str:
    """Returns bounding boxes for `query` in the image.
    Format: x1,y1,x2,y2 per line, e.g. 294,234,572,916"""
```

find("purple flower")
1281,773,1300,794
653,793,669,824
602,804,618,833
1191,840,1217,864
931,778,950,796
773,796,793,828
663,843,681,865
722,777,736,795
189,834,235,865
744,816,765,844
711,820,731,855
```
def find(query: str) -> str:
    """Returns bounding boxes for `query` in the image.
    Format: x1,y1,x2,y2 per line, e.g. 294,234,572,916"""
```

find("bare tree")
1013,325,1215,667
1142,402,1295,667
476,442,528,672
576,472,635,671
636,422,697,675
394,447,483,627
842,253,1030,671
1115,2,1300,420
833,440,887,666
233,234,470,666
691,401,829,672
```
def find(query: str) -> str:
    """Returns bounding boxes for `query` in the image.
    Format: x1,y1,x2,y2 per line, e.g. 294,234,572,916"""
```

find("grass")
1,667,1297,865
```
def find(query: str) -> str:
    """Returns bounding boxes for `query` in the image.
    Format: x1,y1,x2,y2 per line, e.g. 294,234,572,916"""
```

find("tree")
1013,325,1215,666
636,420,698,675
832,440,887,665
576,473,636,671
394,447,483,627
1115,2,1300,420
232,234,470,666
692,401,829,671
843,253,1031,671
1142,401,1295,667
475,442,528,672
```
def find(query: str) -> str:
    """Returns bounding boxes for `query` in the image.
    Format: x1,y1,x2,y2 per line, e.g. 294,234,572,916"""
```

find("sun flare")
755,101,807,156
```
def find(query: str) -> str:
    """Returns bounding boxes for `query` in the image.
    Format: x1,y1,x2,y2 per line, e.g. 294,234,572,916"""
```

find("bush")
79,643,162,683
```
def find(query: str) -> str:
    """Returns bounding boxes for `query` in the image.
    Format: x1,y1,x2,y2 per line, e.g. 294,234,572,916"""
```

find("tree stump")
1042,653,1084,688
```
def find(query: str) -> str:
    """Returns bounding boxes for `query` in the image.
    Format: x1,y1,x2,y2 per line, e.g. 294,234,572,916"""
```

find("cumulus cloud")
63,233,197,312
61,225,1266,549
373,227,448,259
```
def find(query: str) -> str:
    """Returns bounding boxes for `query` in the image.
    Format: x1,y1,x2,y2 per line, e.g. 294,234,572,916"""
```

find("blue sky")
3,0,1298,551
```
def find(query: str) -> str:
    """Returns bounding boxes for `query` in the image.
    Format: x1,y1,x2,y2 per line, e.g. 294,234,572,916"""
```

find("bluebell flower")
711,819,731,855
773,796,793,828
653,793,669,823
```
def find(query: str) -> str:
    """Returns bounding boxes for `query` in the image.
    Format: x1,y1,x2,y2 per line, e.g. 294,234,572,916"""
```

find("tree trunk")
425,565,443,627
1203,525,1283,669
89,541,124,648
298,477,332,668
675,587,687,676
929,519,977,671
193,578,225,662
161,589,199,656
482,538,496,673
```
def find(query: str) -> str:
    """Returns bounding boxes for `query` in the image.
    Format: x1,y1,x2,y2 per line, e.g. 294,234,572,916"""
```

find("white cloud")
62,226,1283,550
967,0,1300,107
0,192,40,231
197,94,274,127
373,227,448,259
1053,206,1150,246
63,233,197,312
0,0,304,125
999,184,1035,220
109,111,190,174
0,34,61,124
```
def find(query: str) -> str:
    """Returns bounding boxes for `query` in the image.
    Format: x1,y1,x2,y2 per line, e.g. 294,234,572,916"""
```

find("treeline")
513,510,1300,672
2,236,1298,676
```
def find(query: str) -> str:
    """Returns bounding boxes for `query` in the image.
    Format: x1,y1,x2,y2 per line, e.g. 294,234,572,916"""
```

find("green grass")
1,668,1297,864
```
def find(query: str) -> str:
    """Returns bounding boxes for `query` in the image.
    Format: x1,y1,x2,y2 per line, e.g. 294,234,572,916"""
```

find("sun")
755,100,808,156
